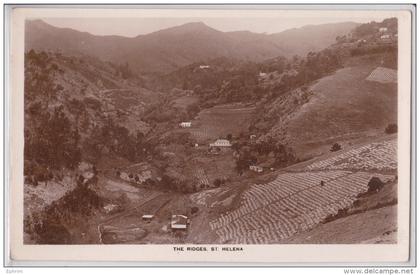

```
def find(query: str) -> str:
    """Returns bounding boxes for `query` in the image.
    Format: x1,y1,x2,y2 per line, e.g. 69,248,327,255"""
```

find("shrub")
213,178,225,187
330,143,342,152
385,123,398,134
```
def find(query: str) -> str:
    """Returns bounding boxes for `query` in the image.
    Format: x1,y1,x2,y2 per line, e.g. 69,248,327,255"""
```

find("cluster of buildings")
179,121,192,128
378,27,397,43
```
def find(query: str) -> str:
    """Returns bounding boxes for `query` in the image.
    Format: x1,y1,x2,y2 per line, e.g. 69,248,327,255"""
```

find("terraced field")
188,104,255,143
306,139,397,171
210,171,394,243
209,138,397,244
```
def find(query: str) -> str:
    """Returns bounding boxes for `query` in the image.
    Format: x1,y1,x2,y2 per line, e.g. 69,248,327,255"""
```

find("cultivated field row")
306,139,397,171
209,171,394,243
194,168,210,187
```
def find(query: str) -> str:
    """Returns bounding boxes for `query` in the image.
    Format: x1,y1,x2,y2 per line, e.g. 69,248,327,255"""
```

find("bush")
213,178,225,187
330,143,342,152
385,123,398,134
191,207,199,215
368,177,385,192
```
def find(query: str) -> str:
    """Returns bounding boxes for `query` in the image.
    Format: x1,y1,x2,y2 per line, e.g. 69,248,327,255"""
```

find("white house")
179,122,192,128
171,215,189,230
209,139,232,147
142,214,154,222
199,65,210,69
381,34,391,39
379,27,388,32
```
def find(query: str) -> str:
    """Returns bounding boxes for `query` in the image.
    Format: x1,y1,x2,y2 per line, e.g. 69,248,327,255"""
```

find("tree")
368,177,385,192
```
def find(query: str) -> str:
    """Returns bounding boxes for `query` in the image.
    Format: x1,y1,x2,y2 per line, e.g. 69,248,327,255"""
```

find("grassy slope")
271,55,398,159
283,205,397,244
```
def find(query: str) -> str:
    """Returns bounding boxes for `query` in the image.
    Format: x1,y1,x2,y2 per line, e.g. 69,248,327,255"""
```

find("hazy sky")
42,16,388,37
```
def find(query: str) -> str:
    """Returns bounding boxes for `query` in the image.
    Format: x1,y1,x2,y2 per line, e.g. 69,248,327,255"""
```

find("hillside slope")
255,53,397,159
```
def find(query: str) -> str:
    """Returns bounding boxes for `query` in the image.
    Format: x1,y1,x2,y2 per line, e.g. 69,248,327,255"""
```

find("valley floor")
67,134,397,245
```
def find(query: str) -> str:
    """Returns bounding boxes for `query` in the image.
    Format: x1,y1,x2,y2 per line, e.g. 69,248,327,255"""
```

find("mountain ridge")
25,19,359,73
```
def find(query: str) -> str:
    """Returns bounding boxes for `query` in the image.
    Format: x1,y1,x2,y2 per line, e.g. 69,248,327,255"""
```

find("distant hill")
25,20,358,74
269,22,361,56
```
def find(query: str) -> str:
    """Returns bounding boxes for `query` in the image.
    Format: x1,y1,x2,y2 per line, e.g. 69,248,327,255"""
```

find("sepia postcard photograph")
5,4,414,265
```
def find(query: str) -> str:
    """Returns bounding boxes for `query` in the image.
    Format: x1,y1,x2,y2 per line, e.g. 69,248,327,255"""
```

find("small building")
142,214,154,222
259,72,267,77
199,65,210,69
171,215,189,230
250,134,257,139
381,34,391,39
249,165,264,173
179,122,192,128
379,27,388,32
209,139,232,147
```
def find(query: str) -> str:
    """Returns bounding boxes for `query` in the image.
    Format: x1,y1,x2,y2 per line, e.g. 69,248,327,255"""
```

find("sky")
42,16,388,37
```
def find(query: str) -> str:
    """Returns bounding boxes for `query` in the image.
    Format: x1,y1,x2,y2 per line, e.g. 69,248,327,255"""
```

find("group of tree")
233,137,297,174
25,106,82,172
352,17,397,38
87,118,149,163
26,184,104,244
